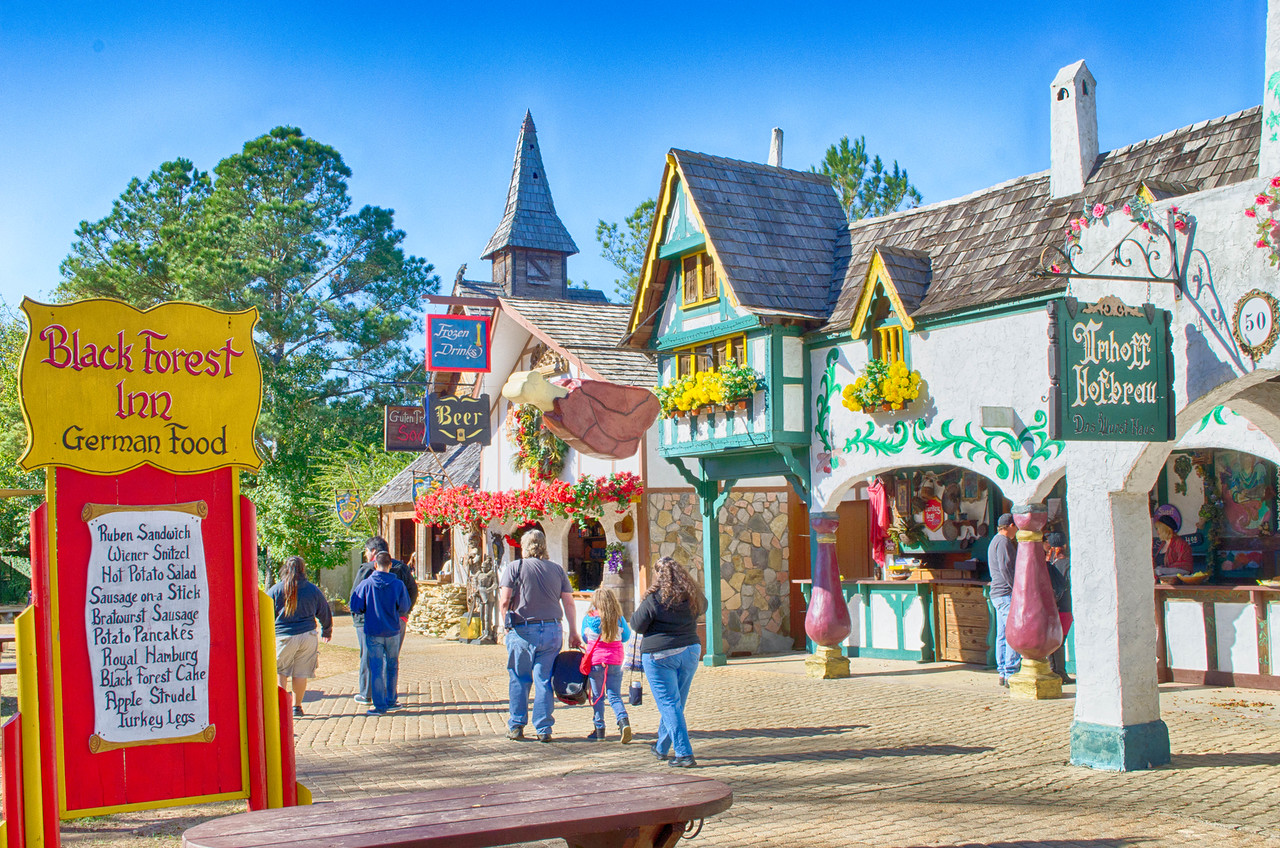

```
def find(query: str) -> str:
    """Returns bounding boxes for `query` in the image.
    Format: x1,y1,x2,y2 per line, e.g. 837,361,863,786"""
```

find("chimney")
1049,60,1098,199
1262,0,1280,175
769,128,784,167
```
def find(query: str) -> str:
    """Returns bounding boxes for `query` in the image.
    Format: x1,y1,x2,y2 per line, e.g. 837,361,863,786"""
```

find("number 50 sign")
1233,289,1279,360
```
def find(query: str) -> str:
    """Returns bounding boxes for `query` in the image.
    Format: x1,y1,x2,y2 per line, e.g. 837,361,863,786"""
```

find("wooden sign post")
3,298,307,848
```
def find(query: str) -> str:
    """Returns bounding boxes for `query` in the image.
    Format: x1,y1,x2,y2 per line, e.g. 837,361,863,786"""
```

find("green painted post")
700,485,726,667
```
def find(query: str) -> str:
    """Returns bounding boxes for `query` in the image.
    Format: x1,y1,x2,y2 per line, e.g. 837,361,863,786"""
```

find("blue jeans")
992,595,1021,678
366,631,402,712
357,618,406,702
506,621,562,734
589,663,628,730
643,643,700,759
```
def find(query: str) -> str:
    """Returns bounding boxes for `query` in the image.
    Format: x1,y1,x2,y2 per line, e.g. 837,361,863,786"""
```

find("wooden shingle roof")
501,297,657,387
674,150,847,319
825,107,1261,330
367,443,482,508
482,111,579,260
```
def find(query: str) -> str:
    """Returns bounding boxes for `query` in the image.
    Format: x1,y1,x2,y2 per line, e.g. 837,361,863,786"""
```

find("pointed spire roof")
481,111,579,259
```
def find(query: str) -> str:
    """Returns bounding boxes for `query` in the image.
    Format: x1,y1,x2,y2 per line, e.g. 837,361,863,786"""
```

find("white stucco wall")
812,309,1064,512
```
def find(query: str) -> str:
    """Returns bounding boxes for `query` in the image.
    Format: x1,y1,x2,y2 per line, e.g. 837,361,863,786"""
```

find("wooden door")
836,500,872,580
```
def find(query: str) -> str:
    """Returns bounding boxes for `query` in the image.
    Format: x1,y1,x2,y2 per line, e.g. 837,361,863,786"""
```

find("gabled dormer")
850,246,930,367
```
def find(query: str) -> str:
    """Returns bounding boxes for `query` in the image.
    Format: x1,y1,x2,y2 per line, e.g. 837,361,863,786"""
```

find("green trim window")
674,334,747,378
681,253,718,308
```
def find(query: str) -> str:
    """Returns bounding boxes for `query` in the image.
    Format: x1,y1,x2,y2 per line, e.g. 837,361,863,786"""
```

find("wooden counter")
1155,583,1280,689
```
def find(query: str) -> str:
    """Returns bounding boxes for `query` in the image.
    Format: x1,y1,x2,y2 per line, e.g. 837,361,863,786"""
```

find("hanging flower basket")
842,359,922,414
654,360,763,418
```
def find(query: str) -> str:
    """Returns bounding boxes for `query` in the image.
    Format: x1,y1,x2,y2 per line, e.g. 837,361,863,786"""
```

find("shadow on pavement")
686,724,869,739
902,841,1135,848
1167,751,1280,768
704,743,993,767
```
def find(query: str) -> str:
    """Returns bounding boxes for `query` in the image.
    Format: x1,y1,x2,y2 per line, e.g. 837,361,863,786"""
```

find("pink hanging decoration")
868,477,889,567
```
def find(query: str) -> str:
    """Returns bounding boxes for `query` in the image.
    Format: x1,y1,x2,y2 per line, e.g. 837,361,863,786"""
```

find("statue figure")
488,530,506,568
472,555,498,643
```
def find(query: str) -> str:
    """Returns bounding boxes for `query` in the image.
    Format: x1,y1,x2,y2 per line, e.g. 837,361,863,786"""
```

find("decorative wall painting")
1215,450,1275,537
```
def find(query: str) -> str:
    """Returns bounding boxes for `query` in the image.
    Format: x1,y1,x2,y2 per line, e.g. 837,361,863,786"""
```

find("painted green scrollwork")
843,420,911,457
1193,404,1233,434
910,410,1062,484
815,349,839,454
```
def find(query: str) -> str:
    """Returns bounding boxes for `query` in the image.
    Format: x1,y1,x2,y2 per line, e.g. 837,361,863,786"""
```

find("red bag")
578,639,599,675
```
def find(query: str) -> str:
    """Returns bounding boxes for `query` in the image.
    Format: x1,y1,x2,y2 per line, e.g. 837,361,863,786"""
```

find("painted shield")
335,491,363,528
411,473,439,502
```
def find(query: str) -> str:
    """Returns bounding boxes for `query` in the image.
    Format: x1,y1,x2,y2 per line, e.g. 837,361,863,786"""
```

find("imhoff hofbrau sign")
18,297,264,474
83,501,213,752
1048,296,1174,442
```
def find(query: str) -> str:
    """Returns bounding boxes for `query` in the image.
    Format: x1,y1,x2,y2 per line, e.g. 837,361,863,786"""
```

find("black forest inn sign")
1048,296,1174,442
426,394,492,447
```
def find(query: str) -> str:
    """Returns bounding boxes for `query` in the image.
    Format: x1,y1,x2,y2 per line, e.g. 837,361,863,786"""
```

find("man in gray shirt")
498,528,581,743
988,513,1020,687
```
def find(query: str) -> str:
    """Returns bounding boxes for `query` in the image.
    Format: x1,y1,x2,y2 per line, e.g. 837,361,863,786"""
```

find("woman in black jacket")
631,557,705,767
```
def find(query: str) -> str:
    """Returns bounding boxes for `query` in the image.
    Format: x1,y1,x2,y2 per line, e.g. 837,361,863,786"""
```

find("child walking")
582,587,632,743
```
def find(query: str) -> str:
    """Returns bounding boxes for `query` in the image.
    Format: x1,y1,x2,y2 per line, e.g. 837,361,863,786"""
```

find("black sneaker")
651,745,669,761
669,756,698,768
585,728,604,741
292,706,303,718
618,721,632,744
537,732,553,743
506,726,525,741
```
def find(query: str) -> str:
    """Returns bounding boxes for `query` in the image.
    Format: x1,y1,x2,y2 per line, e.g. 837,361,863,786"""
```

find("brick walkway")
291,618,1280,848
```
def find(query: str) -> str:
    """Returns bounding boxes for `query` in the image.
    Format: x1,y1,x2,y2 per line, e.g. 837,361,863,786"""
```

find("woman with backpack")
631,557,706,768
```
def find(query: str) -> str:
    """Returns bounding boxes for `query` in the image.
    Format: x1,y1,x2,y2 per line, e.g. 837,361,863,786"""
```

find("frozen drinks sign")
1048,297,1173,442
426,315,490,373
83,502,213,751
18,298,264,474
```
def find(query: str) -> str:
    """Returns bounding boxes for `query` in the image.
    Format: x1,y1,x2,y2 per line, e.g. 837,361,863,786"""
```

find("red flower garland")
414,472,643,529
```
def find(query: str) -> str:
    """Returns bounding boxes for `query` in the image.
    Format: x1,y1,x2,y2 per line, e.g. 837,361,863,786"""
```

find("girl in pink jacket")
582,587,632,743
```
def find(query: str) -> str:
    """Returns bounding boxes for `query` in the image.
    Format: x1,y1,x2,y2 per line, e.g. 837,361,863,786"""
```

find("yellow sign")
18,297,264,473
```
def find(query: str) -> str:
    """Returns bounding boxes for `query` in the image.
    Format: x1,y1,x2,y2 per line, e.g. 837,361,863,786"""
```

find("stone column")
1006,504,1063,699
804,513,851,679
1067,483,1169,770
700,488,728,667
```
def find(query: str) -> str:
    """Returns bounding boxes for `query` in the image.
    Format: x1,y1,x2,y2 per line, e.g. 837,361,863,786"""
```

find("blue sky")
0,2,1268,308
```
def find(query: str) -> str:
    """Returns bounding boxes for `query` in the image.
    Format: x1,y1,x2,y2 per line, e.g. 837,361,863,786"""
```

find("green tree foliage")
0,304,44,579
812,136,922,221
57,127,438,571
595,198,656,302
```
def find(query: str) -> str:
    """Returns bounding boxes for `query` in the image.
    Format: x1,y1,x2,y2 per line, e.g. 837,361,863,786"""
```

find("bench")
182,773,732,848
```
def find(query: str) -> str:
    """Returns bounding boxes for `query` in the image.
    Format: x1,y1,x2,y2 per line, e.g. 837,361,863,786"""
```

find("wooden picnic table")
182,773,732,848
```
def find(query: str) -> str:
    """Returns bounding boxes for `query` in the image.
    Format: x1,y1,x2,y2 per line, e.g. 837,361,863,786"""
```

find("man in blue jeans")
349,552,410,715
988,513,1020,687
498,529,581,742
352,537,417,706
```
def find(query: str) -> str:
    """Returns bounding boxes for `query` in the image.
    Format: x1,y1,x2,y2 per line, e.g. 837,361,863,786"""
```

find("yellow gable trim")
674,161,740,310
850,249,916,338
628,155,682,336
1138,183,1156,205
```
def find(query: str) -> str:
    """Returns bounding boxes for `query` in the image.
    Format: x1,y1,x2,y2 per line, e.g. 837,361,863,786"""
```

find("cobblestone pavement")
290,618,1280,848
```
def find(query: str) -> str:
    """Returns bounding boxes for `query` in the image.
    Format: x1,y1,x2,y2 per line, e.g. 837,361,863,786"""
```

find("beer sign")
1048,297,1173,442
427,394,492,446
426,315,491,373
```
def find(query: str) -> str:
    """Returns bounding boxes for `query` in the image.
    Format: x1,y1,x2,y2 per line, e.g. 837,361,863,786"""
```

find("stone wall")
648,490,793,656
